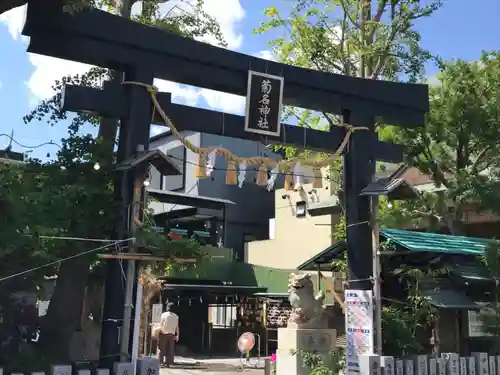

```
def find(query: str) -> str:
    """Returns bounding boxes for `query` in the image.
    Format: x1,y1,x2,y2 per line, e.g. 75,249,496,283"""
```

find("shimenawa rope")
122,81,368,187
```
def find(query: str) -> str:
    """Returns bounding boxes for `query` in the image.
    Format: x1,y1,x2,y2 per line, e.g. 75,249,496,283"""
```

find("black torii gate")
21,0,429,365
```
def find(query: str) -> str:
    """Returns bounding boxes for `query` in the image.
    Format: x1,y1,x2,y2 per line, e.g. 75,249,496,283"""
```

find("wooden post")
371,196,382,354
100,68,154,367
120,165,145,359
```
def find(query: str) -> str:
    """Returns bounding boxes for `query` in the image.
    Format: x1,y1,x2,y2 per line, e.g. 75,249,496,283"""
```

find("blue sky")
0,0,498,160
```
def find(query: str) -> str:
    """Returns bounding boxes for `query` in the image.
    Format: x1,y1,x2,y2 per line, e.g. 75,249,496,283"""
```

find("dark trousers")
151,337,158,356
159,333,175,365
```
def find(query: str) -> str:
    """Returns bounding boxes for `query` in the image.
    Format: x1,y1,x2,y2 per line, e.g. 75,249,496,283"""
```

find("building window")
209,304,237,329
149,145,186,191
296,201,307,217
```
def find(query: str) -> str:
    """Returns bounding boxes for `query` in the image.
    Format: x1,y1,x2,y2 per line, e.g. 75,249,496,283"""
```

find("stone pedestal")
114,362,133,375
51,365,71,375
276,328,336,375
359,354,381,375
137,357,160,375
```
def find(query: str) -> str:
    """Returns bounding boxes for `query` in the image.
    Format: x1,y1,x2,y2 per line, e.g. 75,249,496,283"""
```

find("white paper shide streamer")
238,162,247,188
206,150,217,177
267,165,279,191
293,162,304,191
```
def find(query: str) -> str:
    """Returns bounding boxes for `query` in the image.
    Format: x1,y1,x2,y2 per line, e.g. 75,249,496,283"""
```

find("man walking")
159,302,179,368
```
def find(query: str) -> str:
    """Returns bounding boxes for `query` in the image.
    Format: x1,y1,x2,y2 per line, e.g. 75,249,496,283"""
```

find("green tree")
256,0,441,142
480,243,500,351
254,1,454,360
1,0,226,362
387,52,500,235
0,146,118,361
255,0,442,226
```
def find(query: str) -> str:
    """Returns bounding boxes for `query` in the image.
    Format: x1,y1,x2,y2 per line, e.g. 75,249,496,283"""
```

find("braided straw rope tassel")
122,81,369,185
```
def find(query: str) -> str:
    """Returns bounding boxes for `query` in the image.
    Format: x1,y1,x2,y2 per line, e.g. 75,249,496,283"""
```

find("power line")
163,153,344,183
0,238,134,283
38,235,129,243
1,134,344,183
0,133,62,150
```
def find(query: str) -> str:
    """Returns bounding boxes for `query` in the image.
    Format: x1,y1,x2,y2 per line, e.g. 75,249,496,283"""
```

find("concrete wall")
244,163,402,270
149,132,277,260
149,131,201,215
245,173,339,270
198,133,277,259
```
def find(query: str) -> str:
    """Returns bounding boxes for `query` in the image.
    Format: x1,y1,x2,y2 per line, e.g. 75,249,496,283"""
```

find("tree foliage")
0,136,118,362
386,51,500,234
480,243,500,350
254,0,444,229
1,0,226,364
255,1,444,362
255,0,442,157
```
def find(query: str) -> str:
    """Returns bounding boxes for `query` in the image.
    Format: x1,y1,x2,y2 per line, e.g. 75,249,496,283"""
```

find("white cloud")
135,0,245,50
255,50,277,62
150,125,168,137
1,1,246,115
26,54,93,105
200,89,245,115
187,0,245,50
0,4,26,41
0,80,3,90
426,74,441,86
154,79,200,107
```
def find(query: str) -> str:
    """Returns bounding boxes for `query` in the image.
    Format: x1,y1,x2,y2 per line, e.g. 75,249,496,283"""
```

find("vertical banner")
345,289,374,375
244,71,284,137
152,303,162,324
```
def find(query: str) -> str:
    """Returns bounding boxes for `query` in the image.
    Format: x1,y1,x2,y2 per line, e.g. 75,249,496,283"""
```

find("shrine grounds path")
160,357,265,375
161,368,262,375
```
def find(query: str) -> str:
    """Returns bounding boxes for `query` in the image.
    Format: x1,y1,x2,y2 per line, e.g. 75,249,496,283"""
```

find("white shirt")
160,311,179,335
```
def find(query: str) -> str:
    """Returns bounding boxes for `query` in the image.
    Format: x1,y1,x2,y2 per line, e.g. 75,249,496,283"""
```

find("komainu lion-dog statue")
287,272,328,329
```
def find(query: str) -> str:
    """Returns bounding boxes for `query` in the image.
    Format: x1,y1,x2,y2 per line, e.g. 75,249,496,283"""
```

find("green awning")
296,241,346,271
381,228,498,255
420,280,479,309
162,283,266,294
162,261,333,302
295,229,500,270
450,263,492,282
162,261,292,294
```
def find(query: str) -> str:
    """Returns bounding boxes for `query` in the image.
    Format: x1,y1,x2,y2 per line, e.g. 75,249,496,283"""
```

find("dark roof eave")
296,240,347,270
150,128,173,143
161,283,267,294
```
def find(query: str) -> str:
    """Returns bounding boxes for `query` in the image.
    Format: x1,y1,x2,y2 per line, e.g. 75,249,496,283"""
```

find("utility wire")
0,238,134,283
1,134,344,182
38,235,128,243
164,153,343,182
0,133,62,150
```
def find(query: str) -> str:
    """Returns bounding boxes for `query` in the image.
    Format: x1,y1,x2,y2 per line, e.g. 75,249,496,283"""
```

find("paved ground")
159,357,265,375
161,368,262,375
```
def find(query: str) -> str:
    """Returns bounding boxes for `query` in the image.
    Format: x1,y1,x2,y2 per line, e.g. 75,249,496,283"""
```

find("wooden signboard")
244,71,284,137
